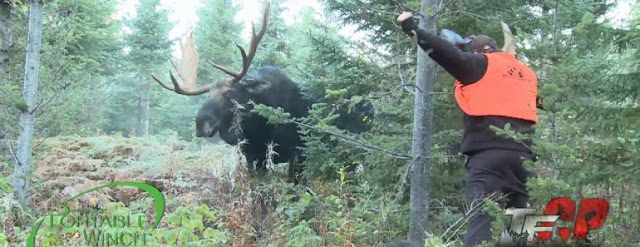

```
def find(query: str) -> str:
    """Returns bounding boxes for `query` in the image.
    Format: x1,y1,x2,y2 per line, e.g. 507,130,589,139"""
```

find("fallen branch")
441,193,508,243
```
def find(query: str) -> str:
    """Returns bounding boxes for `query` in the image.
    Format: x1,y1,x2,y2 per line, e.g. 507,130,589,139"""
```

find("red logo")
502,197,609,245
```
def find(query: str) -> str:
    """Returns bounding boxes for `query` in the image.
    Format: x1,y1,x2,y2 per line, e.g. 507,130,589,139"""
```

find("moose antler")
501,22,517,55
209,1,270,85
151,32,212,95
151,2,270,94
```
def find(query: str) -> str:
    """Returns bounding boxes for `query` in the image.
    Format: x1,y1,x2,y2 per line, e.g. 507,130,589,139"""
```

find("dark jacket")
401,17,536,155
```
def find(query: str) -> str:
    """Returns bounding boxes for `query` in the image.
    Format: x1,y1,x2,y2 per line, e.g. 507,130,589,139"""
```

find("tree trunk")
550,0,560,180
0,0,11,156
550,112,558,178
0,0,10,79
137,80,150,137
13,0,44,209
408,0,440,245
0,130,6,160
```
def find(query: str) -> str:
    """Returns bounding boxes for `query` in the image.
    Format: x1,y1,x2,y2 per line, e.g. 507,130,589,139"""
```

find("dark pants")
463,149,534,247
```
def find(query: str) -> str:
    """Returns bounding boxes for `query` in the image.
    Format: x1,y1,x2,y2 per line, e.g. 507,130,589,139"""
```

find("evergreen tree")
125,0,172,137
0,0,12,156
0,0,9,80
194,0,242,82
35,0,122,136
253,0,290,68
5,0,121,207
1,0,123,137
148,0,244,140
0,0,636,245
323,0,638,244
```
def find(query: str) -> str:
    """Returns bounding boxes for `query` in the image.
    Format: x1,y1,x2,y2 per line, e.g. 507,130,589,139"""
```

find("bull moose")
151,2,373,183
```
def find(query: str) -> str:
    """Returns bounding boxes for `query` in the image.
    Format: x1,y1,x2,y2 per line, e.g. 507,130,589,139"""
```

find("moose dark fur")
198,67,310,179
200,66,373,180
152,3,373,182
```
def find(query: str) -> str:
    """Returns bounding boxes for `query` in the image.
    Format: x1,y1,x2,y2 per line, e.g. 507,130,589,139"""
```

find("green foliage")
253,0,291,68
125,0,173,136
274,193,323,246
0,174,33,246
279,5,413,188
2,0,639,246
151,205,231,246
251,103,294,125
126,0,172,68
194,0,243,82
1,0,122,137
265,172,409,246
325,0,420,45
324,0,640,245
29,202,232,247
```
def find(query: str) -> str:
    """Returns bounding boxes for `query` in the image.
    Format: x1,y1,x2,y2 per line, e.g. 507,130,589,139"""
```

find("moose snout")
196,121,219,137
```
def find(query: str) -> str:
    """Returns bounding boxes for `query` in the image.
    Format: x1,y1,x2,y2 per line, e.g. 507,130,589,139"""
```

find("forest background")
0,0,638,246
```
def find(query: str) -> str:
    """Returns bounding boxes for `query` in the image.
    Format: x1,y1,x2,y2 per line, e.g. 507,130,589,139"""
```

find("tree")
0,0,9,79
0,0,11,155
284,7,399,184
144,0,243,140
0,0,122,139
34,0,122,136
126,0,172,137
13,0,44,208
4,0,120,207
194,0,242,82
407,0,440,245
253,0,290,68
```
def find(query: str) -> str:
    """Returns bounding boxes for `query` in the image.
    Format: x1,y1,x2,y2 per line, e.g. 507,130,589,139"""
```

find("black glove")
400,17,419,37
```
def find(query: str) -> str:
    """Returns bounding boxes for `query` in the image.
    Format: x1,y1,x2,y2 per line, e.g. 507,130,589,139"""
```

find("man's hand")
397,11,413,23
397,11,417,37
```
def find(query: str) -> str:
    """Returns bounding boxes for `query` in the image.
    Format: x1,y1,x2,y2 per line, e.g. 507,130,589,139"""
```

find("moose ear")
240,78,272,94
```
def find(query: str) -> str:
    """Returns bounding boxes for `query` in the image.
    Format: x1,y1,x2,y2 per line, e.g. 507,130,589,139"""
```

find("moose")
151,2,373,183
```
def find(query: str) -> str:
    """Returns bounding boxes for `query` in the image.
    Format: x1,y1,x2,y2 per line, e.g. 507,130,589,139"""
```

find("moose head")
151,2,272,142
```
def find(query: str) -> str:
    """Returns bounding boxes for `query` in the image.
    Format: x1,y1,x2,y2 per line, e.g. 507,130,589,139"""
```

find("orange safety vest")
454,52,538,123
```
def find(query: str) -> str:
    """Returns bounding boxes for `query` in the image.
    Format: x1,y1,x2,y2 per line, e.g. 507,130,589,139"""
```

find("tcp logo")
501,197,609,245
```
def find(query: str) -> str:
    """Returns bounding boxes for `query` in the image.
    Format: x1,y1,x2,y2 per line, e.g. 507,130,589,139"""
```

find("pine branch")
295,120,411,160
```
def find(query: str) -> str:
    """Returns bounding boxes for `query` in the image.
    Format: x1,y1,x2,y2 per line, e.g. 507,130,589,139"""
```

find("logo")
503,65,529,81
27,181,165,247
501,197,609,245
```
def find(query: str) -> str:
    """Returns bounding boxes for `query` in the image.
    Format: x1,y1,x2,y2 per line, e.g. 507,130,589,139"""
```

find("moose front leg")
288,151,307,185
242,155,270,239
244,155,268,179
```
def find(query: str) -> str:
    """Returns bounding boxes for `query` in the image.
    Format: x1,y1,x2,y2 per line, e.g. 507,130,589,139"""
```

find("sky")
604,0,635,27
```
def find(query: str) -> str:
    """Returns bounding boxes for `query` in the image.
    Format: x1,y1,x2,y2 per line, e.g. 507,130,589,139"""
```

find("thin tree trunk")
0,0,11,155
550,0,560,180
141,92,149,136
13,0,44,209
0,0,10,79
619,184,625,230
408,0,440,245
0,130,6,162
137,80,150,137
551,112,558,178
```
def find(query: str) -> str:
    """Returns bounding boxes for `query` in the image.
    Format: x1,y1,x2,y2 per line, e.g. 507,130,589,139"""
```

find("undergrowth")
3,133,608,246
0,134,426,247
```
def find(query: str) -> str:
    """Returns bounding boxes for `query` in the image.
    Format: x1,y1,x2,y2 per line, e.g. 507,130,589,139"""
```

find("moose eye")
224,91,233,98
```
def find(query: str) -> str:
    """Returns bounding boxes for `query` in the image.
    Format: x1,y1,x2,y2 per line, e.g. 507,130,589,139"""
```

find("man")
396,12,539,246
